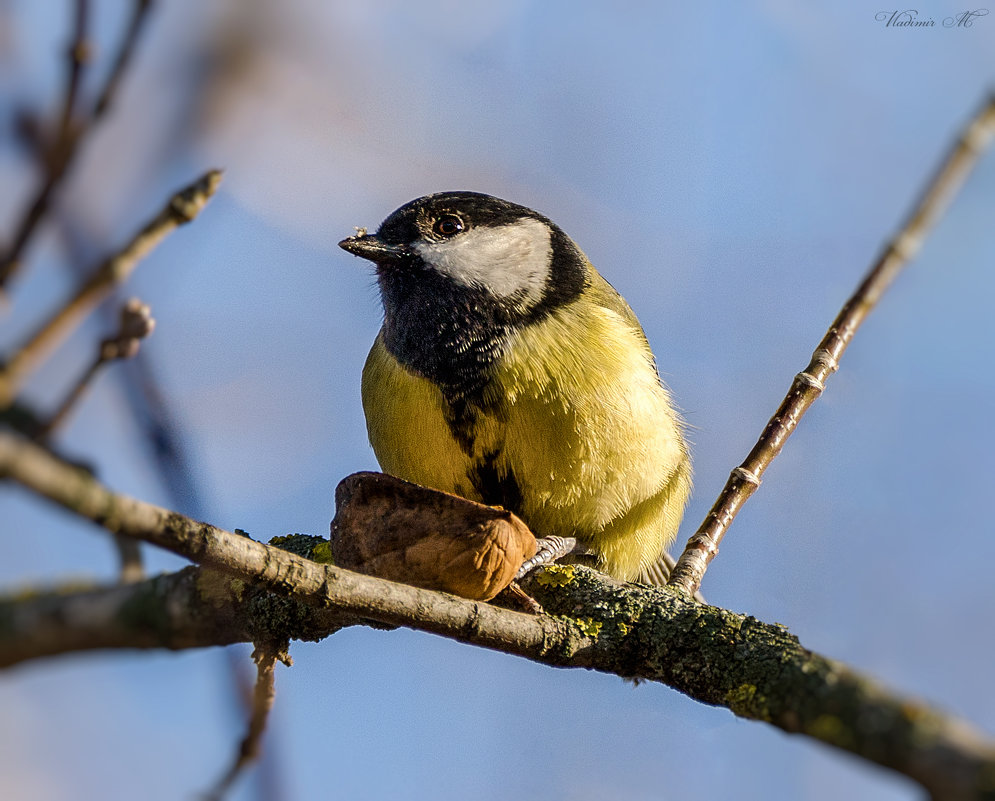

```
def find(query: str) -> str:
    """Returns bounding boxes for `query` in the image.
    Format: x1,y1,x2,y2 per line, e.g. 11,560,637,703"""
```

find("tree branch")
206,642,284,801
668,93,995,596
0,569,245,664
0,170,221,406
0,1,91,287
92,0,154,120
1,430,994,800
0,0,154,288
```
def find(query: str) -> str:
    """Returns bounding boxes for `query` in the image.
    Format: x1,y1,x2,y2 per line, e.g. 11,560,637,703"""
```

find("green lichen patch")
269,533,331,562
535,564,576,587
574,616,603,638
309,540,334,564
726,684,772,722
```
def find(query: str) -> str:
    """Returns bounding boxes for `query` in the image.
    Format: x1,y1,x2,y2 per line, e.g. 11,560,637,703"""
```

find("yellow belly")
361,302,690,581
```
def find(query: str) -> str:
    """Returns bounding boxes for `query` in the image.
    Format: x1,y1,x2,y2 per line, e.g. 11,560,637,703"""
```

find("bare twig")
0,563,339,669
112,535,145,584
206,644,286,801
0,567,324,667
58,0,91,148
0,170,221,406
0,0,154,288
38,299,155,440
92,0,154,120
54,216,210,557
40,298,156,584
668,93,995,597
0,2,91,287
54,162,279,788
2,431,995,800
41,358,103,436
1,553,994,801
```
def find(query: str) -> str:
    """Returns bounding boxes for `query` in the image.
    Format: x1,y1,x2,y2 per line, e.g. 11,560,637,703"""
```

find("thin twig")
0,1,92,286
0,0,154,289
0,565,338,669
54,149,280,788
37,298,156,440
1,433,995,800
33,296,156,585
47,177,202,503
92,0,154,120
205,644,286,801
0,170,222,407
39,359,99,439
667,93,995,597
113,535,145,583
58,0,91,146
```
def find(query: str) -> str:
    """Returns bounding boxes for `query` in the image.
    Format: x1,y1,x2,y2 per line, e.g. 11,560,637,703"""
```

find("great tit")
340,192,691,584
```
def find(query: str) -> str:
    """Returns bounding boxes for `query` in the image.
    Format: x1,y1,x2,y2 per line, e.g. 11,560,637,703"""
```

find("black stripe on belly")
444,398,522,514
469,449,523,514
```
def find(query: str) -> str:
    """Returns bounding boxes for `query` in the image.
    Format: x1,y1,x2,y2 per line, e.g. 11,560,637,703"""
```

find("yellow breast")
361,300,690,581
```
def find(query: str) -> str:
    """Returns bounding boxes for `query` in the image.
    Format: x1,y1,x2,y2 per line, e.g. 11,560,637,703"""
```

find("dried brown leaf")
330,472,537,601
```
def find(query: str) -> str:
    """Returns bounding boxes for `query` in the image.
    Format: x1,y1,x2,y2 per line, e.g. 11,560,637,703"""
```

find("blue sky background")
1,2,994,799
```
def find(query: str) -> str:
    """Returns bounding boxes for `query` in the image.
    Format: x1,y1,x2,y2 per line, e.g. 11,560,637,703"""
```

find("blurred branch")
206,643,285,801
0,170,221,406
0,0,154,288
0,568,248,664
52,216,211,582
92,0,154,119
48,132,280,792
59,0,91,147
38,298,155,441
1,431,995,801
33,297,156,583
112,534,145,584
0,1,91,286
668,93,995,597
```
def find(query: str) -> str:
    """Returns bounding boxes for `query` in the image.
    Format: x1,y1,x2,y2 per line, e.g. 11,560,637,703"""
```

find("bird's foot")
514,535,578,580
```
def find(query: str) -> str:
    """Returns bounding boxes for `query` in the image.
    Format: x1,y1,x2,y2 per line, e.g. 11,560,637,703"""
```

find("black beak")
338,234,410,264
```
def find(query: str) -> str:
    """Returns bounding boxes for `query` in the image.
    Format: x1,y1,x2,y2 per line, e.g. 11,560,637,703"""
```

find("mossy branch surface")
1,431,994,799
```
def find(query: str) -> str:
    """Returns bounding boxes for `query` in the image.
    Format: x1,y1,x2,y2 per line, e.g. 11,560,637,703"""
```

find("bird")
339,192,690,584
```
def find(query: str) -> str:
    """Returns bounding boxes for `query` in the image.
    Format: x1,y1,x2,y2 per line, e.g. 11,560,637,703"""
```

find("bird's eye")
432,214,465,238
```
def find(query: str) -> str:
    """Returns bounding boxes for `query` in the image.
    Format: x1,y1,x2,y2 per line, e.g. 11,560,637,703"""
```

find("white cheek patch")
412,218,552,305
